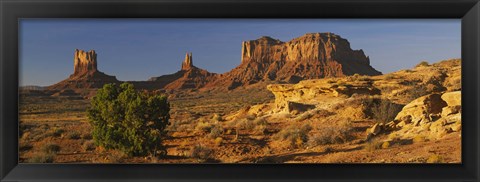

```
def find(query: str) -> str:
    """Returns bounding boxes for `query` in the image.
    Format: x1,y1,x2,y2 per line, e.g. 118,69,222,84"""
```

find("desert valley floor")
19,59,461,163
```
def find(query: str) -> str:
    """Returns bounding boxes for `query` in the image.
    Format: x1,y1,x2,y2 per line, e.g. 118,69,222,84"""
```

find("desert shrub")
82,140,96,151
412,135,427,143
370,99,403,123
50,128,65,137
426,154,444,163
27,152,54,163
195,120,214,133
211,114,223,122
416,61,430,68
190,145,213,161
253,117,268,126
208,124,224,139
67,131,81,140
214,137,223,146
381,141,391,149
19,143,33,151
87,83,170,156
41,143,60,154
308,120,352,147
408,85,429,101
81,133,93,140
364,139,382,152
274,124,312,148
236,118,255,131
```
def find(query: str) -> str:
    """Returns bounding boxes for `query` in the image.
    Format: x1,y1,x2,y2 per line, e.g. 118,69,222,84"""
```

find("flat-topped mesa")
209,32,382,90
181,52,193,70
73,49,98,75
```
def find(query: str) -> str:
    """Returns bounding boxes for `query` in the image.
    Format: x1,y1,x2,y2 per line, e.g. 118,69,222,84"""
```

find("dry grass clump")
208,124,224,139
49,127,65,137
27,152,55,163
274,124,312,148
214,137,223,146
190,145,213,162
82,140,96,151
412,135,427,143
81,133,93,140
426,154,444,163
41,142,61,154
19,143,33,152
67,131,81,139
370,99,403,123
233,117,268,135
381,141,391,149
415,61,430,68
308,120,352,147
347,73,373,82
364,139,383,152
195,120,214,133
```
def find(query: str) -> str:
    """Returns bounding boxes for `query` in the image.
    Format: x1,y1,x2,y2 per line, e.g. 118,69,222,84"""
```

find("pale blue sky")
20,19,461,86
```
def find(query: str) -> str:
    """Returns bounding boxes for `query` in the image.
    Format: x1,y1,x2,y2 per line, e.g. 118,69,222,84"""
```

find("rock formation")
267,77,380,113
207,33,382,90
147,52,217,90
73,49,98,75
367,91,461,141
47,49,119,94
181,52,193,70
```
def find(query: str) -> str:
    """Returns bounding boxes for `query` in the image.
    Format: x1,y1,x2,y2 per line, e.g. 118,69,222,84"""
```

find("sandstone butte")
47,49,120,92
46,32,382,93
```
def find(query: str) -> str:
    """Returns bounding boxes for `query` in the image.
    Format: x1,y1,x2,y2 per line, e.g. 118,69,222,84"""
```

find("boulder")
394,93,447,126
369,123,382,135
441,105,461,118
441,91,461,106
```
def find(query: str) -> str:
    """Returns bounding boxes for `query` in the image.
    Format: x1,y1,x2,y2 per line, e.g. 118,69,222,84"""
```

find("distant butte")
47,49,119,95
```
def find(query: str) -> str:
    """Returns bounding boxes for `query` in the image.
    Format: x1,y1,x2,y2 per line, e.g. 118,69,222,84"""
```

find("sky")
19,19,461,86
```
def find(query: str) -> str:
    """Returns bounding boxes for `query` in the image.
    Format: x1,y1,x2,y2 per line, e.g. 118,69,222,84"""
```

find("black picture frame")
1,0,479,181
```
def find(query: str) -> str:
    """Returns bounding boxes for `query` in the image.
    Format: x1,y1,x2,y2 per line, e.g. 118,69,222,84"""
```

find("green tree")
87,83,170,156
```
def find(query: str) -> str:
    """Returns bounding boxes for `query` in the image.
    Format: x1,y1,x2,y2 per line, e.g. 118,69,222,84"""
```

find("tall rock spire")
73,49,98,75
181,52,193,70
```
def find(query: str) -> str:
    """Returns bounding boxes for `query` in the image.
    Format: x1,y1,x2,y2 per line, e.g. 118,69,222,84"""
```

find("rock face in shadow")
206,33,381,90
47,49,120,93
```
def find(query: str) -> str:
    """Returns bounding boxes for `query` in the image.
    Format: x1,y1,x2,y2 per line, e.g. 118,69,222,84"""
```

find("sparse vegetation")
82,140,96,151
274,124,312,148
190,145,213,161
67,131,81,139
308,120,352,146
416,61,430,68
371,99,403,123
214,137,223,146
426,154,444,163
41,142,61,154
364,139,383,152
27,152,55,163
208,124,224,138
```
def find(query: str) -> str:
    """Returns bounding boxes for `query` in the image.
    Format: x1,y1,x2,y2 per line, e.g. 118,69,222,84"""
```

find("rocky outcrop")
367,91,461,141
47,49,120,93
267,77,380,113
208,33,381,90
